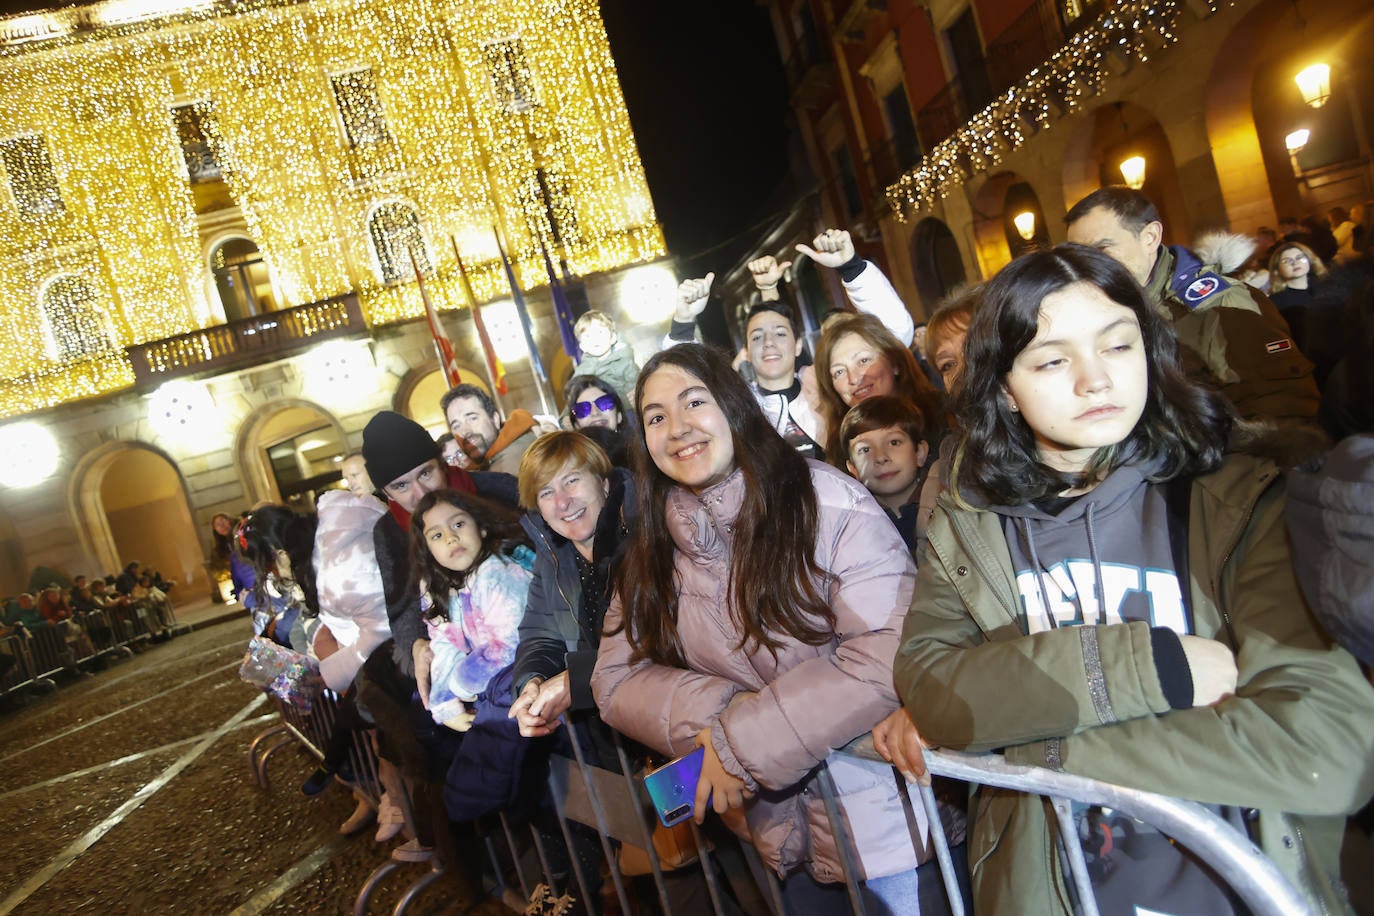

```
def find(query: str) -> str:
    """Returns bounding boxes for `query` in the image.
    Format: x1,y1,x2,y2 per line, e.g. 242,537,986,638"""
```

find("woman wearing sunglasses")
565,375,627,432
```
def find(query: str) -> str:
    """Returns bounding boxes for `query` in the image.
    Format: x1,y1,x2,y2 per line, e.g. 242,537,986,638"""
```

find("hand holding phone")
643,746,705,828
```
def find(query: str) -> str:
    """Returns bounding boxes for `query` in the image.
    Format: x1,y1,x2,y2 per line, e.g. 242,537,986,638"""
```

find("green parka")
895,454,1374,915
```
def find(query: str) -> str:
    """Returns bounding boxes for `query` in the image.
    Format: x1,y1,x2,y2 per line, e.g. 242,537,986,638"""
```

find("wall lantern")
0,421,60,488
1118,156,1147,190
1294,64,1331,109
1285,129,1311,155
1012,211,1037,241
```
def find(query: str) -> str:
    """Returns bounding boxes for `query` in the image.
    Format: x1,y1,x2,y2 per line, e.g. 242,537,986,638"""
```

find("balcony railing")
916,79,967,151
126,293,366,386
986,0,1065,95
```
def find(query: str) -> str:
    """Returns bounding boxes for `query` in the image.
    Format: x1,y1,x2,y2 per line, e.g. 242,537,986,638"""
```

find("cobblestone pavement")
0,619,512,915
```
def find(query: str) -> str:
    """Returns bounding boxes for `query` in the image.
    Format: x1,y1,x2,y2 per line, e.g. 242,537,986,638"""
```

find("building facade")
0,0,673,597
757,0,1373,322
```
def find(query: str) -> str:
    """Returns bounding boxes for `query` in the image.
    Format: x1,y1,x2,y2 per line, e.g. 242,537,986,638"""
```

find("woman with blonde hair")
1268,240,1328,354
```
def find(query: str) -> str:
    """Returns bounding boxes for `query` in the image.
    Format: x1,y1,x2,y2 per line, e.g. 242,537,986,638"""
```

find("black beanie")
362,411,440,489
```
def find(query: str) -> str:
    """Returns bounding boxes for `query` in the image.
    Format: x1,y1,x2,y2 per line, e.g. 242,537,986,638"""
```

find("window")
883,85,921,167
172,102,222,182
368,202,429,283
41,275,111,361
1,134,64,217
330,68,391,147
211,237,275,321
482,38,538,113
832,144,862,218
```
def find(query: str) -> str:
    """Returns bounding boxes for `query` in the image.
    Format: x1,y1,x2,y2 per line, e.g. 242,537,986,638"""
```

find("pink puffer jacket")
593,462,924,882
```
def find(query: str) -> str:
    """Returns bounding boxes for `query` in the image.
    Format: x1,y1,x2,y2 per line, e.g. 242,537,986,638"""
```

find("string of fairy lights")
0,0,664,418
887,0,1211,218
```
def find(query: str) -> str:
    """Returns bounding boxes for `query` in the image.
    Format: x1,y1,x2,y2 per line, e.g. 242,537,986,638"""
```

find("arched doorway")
69,443,207,595
210,237,277,322
1206,0,1374,230
910,218,968,310
235,400,348,510
970,172,1048,275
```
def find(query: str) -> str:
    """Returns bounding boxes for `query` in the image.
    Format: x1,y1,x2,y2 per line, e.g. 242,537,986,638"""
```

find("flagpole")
492,225,553,417
449,237,508,415
410,248,462,388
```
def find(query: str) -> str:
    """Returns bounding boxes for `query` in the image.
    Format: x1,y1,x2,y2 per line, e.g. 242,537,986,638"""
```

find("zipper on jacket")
532,527,577,629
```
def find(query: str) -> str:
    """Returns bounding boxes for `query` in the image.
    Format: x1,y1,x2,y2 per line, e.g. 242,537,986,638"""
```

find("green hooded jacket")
895,454,1374,915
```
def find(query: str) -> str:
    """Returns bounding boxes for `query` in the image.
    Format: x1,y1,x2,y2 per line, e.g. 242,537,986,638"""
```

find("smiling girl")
408,489,532,730
894,245,1374,915
594,343,966,914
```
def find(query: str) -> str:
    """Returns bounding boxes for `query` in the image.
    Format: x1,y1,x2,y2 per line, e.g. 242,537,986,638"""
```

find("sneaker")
374,793,405,843
338,798,376,836
301,766,334,797
390,838,433,863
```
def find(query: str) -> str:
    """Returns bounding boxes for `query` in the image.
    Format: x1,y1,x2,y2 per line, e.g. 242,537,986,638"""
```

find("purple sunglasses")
571,394,617,419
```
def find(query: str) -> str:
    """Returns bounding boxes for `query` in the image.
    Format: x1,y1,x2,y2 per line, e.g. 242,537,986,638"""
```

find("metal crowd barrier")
245,688,1314,916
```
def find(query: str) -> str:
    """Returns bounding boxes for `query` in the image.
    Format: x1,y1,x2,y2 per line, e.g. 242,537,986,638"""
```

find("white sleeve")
843,261,914,347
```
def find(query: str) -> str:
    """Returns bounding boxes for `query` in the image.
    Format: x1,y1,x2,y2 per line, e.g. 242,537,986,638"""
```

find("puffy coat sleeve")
452,557,529,699
714,471,914,792
593,596,747,758
511,525,575,696
313,491,391,691
841,259,914,347
1005,474,1374,816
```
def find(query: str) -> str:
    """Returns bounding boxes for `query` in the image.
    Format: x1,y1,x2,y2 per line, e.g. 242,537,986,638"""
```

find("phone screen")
643,746,705,827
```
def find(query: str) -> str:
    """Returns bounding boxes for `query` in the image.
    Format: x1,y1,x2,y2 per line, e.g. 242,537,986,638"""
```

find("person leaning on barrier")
594,344,970,915
892,245,1374,916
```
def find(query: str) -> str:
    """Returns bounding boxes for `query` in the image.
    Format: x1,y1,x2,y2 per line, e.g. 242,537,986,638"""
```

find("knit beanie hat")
362,411,439,489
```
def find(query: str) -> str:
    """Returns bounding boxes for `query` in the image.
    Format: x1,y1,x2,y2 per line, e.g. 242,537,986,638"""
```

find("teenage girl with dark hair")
594,343,966,914
894,244,1374,915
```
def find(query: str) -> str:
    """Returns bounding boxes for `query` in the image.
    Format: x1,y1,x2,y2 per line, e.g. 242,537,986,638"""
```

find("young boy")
840,396,930,556
572,310,639,401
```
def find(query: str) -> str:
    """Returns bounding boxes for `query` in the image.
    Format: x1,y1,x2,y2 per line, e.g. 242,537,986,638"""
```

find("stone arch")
395,364,491,436
1058,101,1189,241
67,440,208,594
909,217,968,312
233,398,348,508
969,172,1048,275
1206,0,1374,231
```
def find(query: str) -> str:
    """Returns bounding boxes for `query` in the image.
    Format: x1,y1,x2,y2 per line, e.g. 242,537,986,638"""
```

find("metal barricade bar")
833,737,1311,916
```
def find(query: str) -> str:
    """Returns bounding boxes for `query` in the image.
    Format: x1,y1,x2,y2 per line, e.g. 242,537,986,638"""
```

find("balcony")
917,80,968,151
985,0,1065,95
126,293,367,386
834,0,888,43
785,45,838,109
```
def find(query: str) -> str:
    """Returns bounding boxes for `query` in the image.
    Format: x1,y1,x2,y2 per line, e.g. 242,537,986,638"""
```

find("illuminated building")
0,0,668,594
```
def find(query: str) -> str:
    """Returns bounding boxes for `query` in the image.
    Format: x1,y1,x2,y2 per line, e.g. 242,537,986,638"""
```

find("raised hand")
746,255,792,290
676,273,715,322
796,227,856,269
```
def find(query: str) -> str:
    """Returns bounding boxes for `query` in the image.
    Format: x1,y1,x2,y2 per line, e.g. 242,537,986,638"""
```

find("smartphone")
643,746,705,827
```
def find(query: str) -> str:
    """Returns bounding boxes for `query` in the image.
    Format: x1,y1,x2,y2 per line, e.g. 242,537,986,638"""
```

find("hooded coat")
895,453,1374,915
592,462,935,883
312,489,390,692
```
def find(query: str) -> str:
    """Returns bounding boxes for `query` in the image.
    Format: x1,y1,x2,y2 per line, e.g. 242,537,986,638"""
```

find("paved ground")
0,609,513,915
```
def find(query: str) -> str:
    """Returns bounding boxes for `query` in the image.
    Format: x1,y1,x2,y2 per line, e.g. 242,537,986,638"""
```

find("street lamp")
1013,211,1036,241
1285,129,1310,155
1118,155,1147,190
1294,64,1331,108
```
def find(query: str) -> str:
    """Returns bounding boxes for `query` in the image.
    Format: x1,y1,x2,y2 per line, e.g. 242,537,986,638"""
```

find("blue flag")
493,228,548,384
538,239,581,361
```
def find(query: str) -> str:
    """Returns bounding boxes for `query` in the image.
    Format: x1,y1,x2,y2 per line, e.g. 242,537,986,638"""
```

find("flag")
450,239,507,396
538,237,581,361
410,248,463,388
493,227,548,384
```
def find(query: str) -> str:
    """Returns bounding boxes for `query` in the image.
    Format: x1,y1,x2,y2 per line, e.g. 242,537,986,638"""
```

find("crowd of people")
0,563,178,683
230,185,1374,915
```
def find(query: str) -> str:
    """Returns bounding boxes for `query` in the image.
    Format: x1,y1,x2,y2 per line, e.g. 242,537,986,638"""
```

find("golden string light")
0,0,664,418
888,0,1193,218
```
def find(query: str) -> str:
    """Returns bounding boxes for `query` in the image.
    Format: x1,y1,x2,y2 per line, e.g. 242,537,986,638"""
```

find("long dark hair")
237,505,320,615
615,343,834,666
951,244,1232,505
408,489,529,621
814,312,944,465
